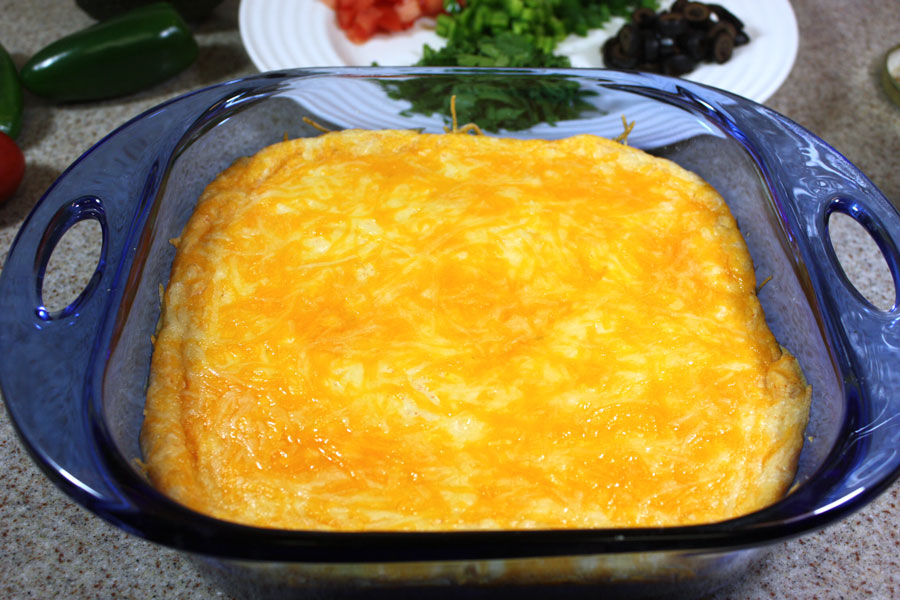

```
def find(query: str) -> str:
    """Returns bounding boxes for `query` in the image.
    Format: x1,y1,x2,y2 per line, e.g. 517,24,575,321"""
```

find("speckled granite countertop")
1,1,899,598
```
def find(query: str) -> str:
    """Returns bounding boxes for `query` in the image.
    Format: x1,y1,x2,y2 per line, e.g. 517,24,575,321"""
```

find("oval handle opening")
34,196,108,321
825,199,899,312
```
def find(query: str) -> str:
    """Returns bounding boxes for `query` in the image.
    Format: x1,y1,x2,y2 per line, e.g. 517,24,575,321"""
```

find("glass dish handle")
740,104,900,521
0,81,256,511
813,189,900,511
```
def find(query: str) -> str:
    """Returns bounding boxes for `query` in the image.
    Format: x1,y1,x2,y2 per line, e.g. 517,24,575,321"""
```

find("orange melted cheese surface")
142,130,810,530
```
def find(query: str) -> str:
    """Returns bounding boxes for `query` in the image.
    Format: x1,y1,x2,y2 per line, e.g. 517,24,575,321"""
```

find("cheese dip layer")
141,129,811,531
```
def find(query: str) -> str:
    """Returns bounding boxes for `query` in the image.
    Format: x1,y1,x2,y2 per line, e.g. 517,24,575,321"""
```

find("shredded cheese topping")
141,130,810,531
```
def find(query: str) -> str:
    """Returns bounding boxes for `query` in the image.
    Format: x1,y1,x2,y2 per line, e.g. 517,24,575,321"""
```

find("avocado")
75,0,225,22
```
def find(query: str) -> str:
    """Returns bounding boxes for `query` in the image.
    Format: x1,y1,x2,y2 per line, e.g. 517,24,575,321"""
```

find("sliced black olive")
617,24,643,57
710,31,734,63
681,30,708,61
643,35,660,63
601,37,617,66
658,35,679,58
683,2,711,24
656,12,688,36
603,39,640,69
631,7,657,29
707,21,737,40
663,53,697,76
604,1,747,76
707,4,746,30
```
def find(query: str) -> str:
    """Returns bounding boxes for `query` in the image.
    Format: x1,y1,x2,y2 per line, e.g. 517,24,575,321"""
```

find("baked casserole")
141,129,811,531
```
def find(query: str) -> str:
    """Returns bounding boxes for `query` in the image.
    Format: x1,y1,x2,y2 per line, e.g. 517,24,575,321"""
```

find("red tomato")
0,131,24,204
335,0,445,44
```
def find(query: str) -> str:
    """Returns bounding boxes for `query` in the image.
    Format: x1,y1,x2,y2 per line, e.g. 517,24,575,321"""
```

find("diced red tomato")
332,0,446,44
419,0,444,15
395,0,422,23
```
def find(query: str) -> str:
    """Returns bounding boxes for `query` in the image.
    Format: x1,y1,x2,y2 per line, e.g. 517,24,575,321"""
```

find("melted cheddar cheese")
141,129,811,530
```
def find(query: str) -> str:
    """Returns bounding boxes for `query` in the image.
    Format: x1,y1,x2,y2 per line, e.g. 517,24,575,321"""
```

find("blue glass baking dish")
2,67,900,597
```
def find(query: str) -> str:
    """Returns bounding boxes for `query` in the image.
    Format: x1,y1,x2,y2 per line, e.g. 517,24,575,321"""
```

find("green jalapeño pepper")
0,42,23,138
20,2,198,103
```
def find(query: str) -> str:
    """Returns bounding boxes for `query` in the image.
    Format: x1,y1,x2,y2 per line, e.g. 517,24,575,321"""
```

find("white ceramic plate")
239,0,798,104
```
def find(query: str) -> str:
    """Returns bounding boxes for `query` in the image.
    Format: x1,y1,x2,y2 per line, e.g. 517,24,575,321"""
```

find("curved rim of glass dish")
5,66,900,562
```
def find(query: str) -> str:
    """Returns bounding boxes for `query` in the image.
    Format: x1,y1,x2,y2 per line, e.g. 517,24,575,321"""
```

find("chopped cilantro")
383,73,596,133
382,0,657,132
